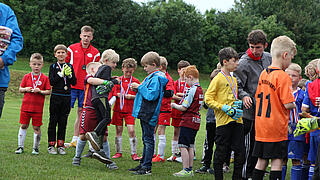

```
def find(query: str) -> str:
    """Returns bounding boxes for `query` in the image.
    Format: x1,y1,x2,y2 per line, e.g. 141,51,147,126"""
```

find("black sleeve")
95,65,112,80
67,64,77,86
163,89,174,98
49,64,62,86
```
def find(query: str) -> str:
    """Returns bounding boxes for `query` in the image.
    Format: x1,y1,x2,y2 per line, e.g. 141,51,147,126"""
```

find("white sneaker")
175,156,182,163
106,162,118,170
57,147,66,155
32,148,39,155
167,155,177,162
48,146,57,155
15,147,24,154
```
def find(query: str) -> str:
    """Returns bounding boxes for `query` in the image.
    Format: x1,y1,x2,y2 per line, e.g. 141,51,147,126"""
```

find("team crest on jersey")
33,79,43,86
87,53,93,58
75,50,78,53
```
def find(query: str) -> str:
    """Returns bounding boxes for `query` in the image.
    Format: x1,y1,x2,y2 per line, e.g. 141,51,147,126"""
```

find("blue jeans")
139,120,155,170
0,88,7,119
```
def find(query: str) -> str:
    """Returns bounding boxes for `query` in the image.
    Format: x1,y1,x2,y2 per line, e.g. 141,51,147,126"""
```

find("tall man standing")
0,3,23,119
234,30,272,180
65,25,100,146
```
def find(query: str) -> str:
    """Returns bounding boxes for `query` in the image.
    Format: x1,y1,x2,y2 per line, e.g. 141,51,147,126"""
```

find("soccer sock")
88,141,94,152
71,136,78,143
291,165,302,180
18,127,27,148
252,168,265,180
302,164,310,180
309,165,315,179
281,165,287,180
158,135,166,158
172,140,178,155
269,170,282,180
115,136,122,153
75,138,86,158
102,140,110,159
153,134,157,156
129,137,137,154
33,133,41,150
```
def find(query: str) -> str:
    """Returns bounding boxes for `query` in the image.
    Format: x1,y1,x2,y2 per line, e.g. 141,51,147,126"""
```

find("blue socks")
291,165,302,180
102,140,110,159
302,164,310,180
309,165,315,180
75,138,86,158
282,165,287,180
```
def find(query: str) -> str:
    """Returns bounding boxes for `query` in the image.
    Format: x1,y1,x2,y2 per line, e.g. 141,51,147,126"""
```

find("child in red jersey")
167,60,190,162
15,53,51,155
109,58,141,161
171,65,204,177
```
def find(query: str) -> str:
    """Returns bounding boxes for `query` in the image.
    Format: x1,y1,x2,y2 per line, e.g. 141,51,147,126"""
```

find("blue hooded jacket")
132,70,168,126
0,3,23,88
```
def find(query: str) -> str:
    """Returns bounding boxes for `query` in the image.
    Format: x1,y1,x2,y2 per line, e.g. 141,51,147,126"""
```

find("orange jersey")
255,66,295,142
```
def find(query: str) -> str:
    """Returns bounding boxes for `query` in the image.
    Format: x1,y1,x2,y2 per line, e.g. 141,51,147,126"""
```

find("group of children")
13,32,320,179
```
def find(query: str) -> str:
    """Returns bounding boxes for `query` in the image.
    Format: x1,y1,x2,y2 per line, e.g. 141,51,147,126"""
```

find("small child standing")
15,53,51,155
171,65,204,177
205,47,244,180
252,36,297,180
47,44,77,155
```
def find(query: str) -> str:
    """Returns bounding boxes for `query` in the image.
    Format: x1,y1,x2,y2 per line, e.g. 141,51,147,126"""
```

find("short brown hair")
81,25,94,34
30,53,43,62
100,49,120,64
54,44,67,54
141,51,160,67
184,65,199,79
177,60,190,69
122,58,137,69
247,29,267,45
218,47,238,66
160,56,168,70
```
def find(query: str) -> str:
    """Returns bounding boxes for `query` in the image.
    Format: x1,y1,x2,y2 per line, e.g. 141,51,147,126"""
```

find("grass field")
0,58,291,179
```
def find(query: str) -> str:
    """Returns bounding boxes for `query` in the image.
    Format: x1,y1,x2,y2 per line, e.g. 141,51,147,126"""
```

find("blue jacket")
0,3,23,88
132,70,168,126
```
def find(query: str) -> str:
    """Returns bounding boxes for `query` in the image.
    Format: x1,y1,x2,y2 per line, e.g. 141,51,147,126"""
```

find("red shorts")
111,111,135,126
158,112,171,126
79,108,98,135
20,111,43,127
171,117,181,127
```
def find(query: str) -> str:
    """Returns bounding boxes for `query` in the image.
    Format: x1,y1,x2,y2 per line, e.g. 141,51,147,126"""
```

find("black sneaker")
133,168,151,175
85,132,101,151
128,165,142,171
82,150,94,158
92,151,113,164
195,166,209,174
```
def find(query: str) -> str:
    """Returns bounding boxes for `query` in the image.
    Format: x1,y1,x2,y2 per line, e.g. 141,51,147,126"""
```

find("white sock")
153,134,157,155
75,138,86,158
115,136,122,153
102,140,110,158
158,135,166,158
88,141,94,152
33,133,41,150
129,137,137,154
172,140,178,155
18,127,27,148
72,136,78,143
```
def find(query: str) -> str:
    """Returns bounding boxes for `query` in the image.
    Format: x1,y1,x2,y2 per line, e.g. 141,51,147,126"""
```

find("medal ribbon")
120,76,132,110
290,89,299,124
57,63,67,86
31,72,41,89
220,70,237,100
178,79,188,104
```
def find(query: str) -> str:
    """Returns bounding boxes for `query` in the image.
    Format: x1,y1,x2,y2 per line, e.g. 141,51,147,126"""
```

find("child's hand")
131,82,140,92
171,103,177,109
63,64,72,76
33,88,41,93
117,93,121,98
176,93,184,97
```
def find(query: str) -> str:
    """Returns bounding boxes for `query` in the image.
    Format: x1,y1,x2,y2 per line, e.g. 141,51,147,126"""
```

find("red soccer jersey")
180,84,203,130
111,76,140,113
171,79,190,118
160,72,174,112
83,75,94,108
20,72,51,113
65,42,100,90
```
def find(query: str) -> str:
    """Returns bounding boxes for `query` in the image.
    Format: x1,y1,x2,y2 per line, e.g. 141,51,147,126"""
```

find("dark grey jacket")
234,52,272,120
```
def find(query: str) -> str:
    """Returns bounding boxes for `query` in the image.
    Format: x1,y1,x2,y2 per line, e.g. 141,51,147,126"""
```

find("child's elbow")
284,102,296,110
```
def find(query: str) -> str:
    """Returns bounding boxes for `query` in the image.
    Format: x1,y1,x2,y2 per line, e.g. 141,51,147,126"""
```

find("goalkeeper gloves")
96,81,114,95
63,64,72,76
232,100,243,110
222,104,243,120
294,117,319,137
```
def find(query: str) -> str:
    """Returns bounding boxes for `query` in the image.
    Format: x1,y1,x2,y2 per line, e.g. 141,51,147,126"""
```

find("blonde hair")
160,56,168,70
100,49,120,64
141,51,160,67
122,58,137,69
86,62,101,74
184,65,199,79
216,63,221,70
54,44,67,54
305,59,320,81
270,36,297,58
81,25,94,34
30,53,43,62
287,63,302,75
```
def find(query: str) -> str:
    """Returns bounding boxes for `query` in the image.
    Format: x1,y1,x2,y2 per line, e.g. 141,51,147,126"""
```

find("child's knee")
33,126,41,133
21,124,28,129
79,134,86,141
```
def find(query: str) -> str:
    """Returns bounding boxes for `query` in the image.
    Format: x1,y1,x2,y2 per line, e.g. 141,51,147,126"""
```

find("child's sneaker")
132,168,152,175
15,147,24,154
65,140,77,148
72,157,81,166
152,154,165,162
48,146,57,155
85,131,101,151
82,150,94,158
57,147,66,155
112,152,122,159
173,169,193,177
32,148,39,155
128,165,142,172
93,150,113,164
106,162,118,170
175,156,182,163
131,153,141,161
195,166,210,174
167,155,177,162
223,164,230,173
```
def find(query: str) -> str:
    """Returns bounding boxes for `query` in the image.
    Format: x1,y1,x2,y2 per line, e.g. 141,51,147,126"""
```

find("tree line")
3,0,320,73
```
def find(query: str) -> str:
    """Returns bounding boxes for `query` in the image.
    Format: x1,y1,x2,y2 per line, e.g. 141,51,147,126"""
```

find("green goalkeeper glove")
293,117,319,137
63,64,72,76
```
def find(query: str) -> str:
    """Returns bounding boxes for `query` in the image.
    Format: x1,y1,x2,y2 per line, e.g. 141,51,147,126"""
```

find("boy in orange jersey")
252,36,297,180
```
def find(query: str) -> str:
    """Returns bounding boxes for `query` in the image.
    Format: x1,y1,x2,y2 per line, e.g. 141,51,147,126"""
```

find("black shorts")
252,140,288,159
178,126,197,148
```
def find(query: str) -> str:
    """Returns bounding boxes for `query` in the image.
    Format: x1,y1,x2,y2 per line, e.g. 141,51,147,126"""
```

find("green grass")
0,57,292,179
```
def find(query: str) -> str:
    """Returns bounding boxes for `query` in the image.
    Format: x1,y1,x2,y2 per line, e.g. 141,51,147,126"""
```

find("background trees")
3,0,320,72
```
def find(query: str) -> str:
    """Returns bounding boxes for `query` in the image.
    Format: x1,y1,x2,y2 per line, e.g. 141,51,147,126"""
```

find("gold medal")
64,86,68,90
